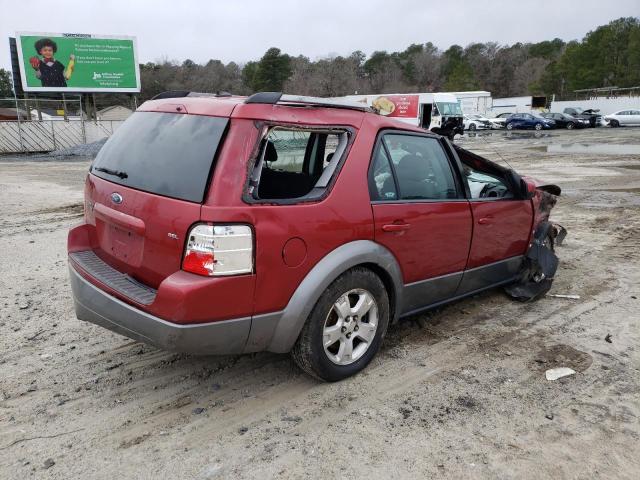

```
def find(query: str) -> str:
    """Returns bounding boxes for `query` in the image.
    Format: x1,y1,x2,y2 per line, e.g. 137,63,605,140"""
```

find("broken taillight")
182,224,253,276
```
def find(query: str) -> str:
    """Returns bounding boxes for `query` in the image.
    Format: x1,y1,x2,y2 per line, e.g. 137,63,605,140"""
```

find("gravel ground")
0,128,639,479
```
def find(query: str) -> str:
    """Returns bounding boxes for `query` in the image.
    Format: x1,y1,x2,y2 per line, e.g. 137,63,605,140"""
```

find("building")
97,105,133,121
446,91,492,115
490,96,547,115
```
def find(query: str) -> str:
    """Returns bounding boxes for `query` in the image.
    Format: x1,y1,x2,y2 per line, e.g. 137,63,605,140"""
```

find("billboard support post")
35,96,42,121
11,83,25,152
62,93,68,121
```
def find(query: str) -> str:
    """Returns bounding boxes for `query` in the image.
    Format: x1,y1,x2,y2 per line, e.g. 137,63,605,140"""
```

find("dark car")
562,107,602,127
542,113,590,129
68,91,565,381
505,113,555,130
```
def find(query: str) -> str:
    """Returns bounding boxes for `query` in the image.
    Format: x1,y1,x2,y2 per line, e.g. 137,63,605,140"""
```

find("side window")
249,126,348,201
463,164,514,200
381,134,458,200
369,146,397,201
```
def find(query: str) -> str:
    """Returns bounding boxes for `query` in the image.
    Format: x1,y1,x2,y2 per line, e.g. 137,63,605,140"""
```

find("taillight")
182,224,253,276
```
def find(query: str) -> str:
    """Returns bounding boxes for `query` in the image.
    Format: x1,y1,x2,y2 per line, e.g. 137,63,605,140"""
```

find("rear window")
91,112,227,203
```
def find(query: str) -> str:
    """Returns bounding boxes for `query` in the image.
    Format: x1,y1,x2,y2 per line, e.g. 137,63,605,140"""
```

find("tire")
534,123,543,131
469,123,477,131
506,122,513,130
291,267,390,382
566,122,574,130
610,119,619,128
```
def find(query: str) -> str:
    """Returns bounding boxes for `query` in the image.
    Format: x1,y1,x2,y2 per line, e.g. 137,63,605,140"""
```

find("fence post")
79,95,86,143
51,120,56,150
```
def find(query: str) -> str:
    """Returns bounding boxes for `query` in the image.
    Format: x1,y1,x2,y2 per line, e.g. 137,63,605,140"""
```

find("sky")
1,0,639,69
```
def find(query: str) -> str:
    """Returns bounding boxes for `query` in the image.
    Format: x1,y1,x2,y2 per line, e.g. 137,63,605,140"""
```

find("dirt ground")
1,127,639,479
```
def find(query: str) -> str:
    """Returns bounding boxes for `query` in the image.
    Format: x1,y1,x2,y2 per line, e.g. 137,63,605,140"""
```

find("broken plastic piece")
547,294,580,299
545,367,576,380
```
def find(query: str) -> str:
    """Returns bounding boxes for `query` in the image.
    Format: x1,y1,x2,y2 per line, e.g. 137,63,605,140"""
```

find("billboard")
371,95,419,117
16,32,140,93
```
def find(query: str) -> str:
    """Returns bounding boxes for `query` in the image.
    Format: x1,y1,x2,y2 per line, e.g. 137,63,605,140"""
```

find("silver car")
604,110,640,127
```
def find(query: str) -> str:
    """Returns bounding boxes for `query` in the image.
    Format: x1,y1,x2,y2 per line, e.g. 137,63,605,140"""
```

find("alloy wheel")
322,289,379,365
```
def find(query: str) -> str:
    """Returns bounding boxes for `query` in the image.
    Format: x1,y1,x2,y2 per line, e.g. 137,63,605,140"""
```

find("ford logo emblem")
111,193,123,204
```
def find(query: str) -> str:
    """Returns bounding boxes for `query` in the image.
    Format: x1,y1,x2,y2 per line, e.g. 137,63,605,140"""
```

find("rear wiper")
93,166,128,179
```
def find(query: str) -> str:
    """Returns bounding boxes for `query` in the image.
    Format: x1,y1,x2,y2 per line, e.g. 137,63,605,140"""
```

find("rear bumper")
69,264,251,355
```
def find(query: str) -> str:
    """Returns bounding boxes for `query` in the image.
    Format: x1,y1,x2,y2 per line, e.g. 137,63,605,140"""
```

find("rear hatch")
85,111,227,289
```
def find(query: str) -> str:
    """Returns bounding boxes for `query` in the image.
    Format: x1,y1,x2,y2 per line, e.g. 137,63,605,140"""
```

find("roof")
138,90,430,133
97,105,133,114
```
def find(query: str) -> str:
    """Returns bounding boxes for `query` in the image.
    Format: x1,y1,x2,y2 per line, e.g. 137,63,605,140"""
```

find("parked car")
604,110,640,127
542,112,589,129
505,112,555,130
463,114,493,130
68,91,565,381
562,107,602,127
488,112,512,129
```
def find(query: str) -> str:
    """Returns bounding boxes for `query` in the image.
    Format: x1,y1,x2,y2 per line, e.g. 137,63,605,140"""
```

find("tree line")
1,17,638,104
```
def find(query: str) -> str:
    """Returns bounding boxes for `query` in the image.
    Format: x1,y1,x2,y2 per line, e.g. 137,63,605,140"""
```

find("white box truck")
332,92,464,139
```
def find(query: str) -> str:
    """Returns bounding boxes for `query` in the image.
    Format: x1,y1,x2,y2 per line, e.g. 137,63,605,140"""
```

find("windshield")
92,112,228,203
436,102,463,116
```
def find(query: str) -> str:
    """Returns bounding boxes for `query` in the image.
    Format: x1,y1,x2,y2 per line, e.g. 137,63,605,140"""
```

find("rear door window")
373,134,459,201
91,112,228,203
248,126,349,201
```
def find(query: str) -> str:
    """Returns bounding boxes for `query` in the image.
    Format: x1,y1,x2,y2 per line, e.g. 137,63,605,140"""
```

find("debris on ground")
605,334,612,343
547,294,581,300
47,138,107,158
545,367,577,381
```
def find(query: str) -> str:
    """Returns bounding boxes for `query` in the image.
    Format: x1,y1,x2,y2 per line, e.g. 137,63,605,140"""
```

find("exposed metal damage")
505,187,567,302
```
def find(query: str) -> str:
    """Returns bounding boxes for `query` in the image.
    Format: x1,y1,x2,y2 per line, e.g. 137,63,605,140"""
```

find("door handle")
478,215,493,225
382,223,411,232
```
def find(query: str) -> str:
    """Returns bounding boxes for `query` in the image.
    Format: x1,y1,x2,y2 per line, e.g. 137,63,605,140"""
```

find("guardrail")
0,119,124,154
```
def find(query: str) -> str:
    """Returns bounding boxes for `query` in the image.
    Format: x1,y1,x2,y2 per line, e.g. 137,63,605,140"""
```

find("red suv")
68,91,565,381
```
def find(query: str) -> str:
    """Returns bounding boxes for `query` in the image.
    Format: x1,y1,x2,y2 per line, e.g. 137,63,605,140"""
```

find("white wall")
550,97,640,115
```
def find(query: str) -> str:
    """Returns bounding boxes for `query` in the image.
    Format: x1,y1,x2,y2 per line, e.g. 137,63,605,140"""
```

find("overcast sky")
1,0,639,69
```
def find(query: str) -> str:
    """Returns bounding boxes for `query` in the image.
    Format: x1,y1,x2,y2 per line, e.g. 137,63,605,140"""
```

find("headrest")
265,141,278,162
397,154,428,180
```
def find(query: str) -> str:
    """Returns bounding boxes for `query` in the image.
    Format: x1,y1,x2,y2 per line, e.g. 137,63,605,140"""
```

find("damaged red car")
68,91,566,381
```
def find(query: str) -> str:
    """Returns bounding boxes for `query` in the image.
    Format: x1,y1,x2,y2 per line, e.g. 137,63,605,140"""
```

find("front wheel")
566,122,574,130
610,119,619,128
469,123,477,131
291,268,390,381
534,123,543,131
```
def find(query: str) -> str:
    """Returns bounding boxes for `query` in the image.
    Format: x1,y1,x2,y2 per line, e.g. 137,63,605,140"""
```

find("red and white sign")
374,95,419,118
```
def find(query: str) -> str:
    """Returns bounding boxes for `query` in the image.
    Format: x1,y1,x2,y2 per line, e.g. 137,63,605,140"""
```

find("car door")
619,111,630,125
456,162,533,295
369,131,473,315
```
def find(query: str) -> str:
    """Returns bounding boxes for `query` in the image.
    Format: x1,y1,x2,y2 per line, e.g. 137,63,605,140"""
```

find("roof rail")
245,92,373,112
151,90,233,100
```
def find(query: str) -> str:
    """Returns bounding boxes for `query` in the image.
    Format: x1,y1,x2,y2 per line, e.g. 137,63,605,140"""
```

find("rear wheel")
469,123,477,131
566,122,574,130
291,268,390,382
506,122,514,130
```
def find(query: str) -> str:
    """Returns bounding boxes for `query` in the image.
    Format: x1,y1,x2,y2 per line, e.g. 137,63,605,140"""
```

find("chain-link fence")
0,96,126,153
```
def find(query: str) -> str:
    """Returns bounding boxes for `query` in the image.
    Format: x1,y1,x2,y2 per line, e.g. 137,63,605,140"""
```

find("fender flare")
264,240,403,353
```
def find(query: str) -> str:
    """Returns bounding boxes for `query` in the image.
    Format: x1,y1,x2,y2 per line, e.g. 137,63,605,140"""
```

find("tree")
0,69,13,97
252,48,292,91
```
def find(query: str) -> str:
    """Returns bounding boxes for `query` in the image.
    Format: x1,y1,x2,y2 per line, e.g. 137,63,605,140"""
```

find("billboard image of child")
16,32,140,92
29,38,75,87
